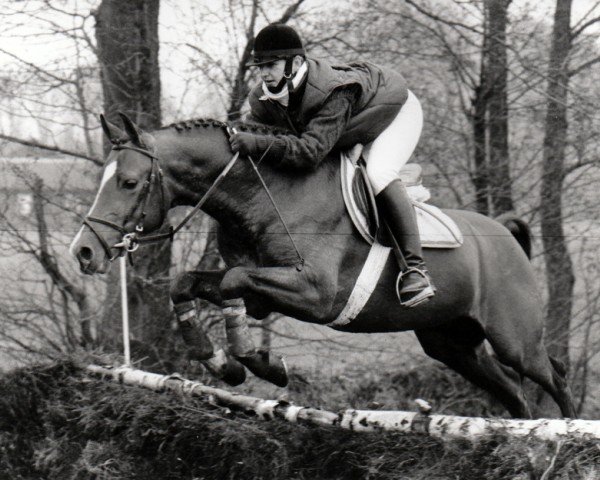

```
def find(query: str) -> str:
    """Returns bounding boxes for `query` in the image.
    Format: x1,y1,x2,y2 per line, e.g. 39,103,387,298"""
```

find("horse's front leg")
221,297,288,387
170,270,246,386
171,270,289,387
220,264,336,322
212,264,337,387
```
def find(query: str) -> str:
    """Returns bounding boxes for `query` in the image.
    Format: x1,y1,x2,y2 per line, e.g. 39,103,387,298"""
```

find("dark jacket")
248,57,409,149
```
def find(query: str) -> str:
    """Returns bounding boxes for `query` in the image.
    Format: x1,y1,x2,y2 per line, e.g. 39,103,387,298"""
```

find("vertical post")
119,255,131,366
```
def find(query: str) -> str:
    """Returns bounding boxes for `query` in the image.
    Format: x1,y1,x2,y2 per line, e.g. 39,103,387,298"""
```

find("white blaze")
69,161,118,255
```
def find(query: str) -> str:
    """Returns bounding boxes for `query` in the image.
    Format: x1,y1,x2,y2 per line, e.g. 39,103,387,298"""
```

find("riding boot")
376,179,435,307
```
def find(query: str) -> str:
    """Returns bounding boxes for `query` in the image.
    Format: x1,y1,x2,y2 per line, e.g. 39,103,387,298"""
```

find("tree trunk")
95,0,173,362
485,0,514,215
472,83,489,216
95,0,161,133
540,0,574,368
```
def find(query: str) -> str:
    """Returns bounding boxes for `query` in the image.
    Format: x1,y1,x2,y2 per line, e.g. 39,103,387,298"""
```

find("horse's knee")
170,272,195,304
220,267,249,299
171,270,225,305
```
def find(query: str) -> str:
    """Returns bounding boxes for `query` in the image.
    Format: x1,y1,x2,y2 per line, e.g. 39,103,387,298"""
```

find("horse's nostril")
78,247,93,262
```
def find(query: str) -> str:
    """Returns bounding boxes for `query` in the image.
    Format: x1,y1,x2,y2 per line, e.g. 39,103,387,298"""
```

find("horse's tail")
496,213,532,259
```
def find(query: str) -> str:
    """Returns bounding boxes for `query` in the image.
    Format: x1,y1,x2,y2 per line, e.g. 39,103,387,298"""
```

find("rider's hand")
229,132,258,156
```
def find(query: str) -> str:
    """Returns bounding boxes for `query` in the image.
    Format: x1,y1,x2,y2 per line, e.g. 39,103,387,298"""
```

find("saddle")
341,145,463,249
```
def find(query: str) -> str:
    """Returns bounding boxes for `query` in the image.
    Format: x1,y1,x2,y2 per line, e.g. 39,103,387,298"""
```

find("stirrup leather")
395,267,435,308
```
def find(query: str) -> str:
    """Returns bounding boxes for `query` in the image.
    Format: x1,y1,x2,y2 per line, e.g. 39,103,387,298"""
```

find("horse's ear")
118,112,144,147
100,114,124,144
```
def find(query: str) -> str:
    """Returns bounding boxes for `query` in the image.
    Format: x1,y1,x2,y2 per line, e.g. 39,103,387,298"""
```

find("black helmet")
247,23,305,66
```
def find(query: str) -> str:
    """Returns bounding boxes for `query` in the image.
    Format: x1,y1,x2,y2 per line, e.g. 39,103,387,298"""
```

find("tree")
539,0,600,369
398,0,515,215
94,0,172,361
485,0,513,215
540,0,574,368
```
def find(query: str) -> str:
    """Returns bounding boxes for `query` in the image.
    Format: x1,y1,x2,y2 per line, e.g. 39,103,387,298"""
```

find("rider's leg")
366,90,434,307
378,180,434,307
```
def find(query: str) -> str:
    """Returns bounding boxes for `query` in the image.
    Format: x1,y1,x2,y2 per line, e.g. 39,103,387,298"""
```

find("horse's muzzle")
71,232,112,275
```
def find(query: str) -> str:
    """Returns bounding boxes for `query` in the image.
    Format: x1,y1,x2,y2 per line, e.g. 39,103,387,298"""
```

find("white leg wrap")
222,299,255,357
173,300,196,322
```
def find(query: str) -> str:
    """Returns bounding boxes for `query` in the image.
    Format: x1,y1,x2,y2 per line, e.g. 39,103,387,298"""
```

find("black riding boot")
377,179,435,307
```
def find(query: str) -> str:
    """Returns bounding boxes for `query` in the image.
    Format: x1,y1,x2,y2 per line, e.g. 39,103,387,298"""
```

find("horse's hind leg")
481,300,577,418
415,321,532,418
492,338,577,418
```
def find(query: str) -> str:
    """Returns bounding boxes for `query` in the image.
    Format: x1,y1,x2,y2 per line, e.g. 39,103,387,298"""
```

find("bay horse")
70,113,576,419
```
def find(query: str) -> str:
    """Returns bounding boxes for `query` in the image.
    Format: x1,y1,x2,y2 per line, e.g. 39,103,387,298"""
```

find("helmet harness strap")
284,56,296,93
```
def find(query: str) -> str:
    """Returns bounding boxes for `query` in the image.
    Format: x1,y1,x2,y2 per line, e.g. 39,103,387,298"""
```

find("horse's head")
70,113,170,274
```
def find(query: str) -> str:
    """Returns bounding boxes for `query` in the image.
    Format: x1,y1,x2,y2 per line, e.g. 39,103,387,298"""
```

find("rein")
83,131,305,271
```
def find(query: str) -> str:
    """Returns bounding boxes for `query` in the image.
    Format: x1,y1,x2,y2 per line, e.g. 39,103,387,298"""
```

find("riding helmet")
247,23,305,66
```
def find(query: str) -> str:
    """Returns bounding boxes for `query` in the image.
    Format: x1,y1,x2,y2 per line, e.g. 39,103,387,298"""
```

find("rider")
229,23,434,308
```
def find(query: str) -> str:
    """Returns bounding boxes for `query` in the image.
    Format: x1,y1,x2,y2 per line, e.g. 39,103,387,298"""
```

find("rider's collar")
260,60,308,107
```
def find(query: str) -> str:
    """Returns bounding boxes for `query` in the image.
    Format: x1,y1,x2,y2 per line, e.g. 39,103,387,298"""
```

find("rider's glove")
229,132,258,156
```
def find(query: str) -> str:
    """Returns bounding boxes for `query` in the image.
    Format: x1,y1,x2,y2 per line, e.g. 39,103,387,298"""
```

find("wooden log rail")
86,365,600,442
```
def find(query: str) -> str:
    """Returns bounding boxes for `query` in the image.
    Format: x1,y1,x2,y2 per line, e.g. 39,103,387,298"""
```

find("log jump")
86,364,600,442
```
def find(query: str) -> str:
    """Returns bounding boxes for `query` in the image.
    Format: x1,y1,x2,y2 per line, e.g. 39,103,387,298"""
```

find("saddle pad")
341,152,463,249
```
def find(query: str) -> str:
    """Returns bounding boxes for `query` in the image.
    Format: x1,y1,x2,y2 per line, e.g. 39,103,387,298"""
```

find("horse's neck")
155,127,271,238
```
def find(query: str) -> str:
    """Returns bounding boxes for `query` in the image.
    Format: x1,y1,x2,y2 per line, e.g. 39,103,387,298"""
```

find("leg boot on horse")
173,300,246,386
223,299,289,387
377,179,435,307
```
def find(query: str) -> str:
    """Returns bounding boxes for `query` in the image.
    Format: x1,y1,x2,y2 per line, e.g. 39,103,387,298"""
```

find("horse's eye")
123,179,138,190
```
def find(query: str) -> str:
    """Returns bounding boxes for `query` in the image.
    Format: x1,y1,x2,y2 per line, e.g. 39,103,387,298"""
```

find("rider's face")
259,59,286,88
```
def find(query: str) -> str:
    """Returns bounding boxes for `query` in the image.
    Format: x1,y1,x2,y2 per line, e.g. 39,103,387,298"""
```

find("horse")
70,113,576,419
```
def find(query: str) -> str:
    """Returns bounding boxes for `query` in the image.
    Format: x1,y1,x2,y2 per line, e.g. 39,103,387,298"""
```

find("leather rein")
82,130,304,270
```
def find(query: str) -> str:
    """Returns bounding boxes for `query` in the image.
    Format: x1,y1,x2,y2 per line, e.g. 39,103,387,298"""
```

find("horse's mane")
164,118,289,136
162,117,336,176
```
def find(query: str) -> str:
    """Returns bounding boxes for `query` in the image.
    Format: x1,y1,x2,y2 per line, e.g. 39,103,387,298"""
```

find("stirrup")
395,267,435,308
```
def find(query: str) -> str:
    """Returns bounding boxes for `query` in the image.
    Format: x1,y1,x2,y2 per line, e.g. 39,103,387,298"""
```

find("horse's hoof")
202,349,246,386
237,350,288,387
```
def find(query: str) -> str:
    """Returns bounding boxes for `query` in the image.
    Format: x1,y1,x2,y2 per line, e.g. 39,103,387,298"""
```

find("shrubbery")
0,360,598,479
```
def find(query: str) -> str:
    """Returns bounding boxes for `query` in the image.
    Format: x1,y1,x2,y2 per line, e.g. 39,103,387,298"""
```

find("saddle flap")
351,159,379,238
340,151,463,249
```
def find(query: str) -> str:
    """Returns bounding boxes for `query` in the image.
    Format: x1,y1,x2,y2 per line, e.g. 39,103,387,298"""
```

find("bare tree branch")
0,133,101,165
568,54,600,77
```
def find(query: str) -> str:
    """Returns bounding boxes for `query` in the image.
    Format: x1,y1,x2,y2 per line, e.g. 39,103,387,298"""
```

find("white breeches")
365,89,423,195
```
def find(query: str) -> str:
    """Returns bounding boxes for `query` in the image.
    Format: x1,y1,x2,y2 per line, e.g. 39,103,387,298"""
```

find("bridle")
83,143,172,262
82,140,242,264
81,128,304,270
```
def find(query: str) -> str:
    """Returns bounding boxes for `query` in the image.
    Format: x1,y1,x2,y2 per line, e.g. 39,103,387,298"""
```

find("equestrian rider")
229,23,434,308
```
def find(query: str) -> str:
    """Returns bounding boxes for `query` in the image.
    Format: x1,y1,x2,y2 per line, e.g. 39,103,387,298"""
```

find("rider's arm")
253,88,357,170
